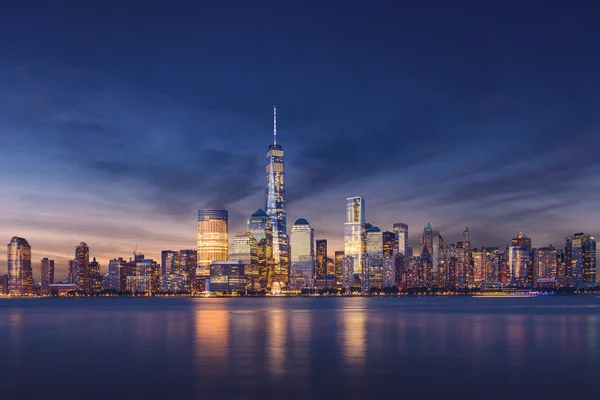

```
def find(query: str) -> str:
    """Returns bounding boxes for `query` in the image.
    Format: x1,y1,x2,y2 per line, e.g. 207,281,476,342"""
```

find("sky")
1,1,599,280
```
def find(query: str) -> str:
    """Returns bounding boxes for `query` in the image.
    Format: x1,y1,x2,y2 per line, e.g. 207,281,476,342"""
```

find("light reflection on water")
0,297,599,399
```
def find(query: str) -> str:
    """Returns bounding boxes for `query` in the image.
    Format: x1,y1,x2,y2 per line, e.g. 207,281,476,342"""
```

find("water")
0,296,599,399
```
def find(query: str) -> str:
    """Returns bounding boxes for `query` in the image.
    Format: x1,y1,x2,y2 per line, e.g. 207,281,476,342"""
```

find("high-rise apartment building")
7,237,33,295
344,197,365,274
315,239,327,279
40,257,54,295
197,209,229,276
289,219,314,289
265,106,290,279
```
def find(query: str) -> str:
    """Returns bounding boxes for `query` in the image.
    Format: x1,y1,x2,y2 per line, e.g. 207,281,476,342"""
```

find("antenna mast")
273,105,277,145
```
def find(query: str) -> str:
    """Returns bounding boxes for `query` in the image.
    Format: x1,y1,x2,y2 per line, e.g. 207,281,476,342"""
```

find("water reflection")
0,298,600,400
268,309,287,377
194,308,230,377
341,308,366,371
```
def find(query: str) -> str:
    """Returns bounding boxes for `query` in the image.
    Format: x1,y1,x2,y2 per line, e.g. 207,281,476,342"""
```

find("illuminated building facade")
462,228,472,286
512,232,532,252
393,222,408,256
89,257,102,293
0,275,9,295
508,246,530,287
40,257,55,295
105,257,129,292
161,250,179,275
341,256,354,290
420,222,443,280
335,251,344,287
382,255,395,287
315,239,327,279
364,226,383,289
265,106,290,280
7,237,33,295
511,232,533,286
130,255,160,294
179,250,198,292
209,260,246,292
197,209,229,276
473,249,484,285
160,274,186,293
71,242,90,292
565,233,596,286
382,231,395,257
344,196,365,274
230,233,259,289
248,209,274,288
534,246,558,287
289,218,315,289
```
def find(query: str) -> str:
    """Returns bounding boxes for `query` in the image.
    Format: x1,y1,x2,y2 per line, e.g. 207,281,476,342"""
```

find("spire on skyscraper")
273,105,277,145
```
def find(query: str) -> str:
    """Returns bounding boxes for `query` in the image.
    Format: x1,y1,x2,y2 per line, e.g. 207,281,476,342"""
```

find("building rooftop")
251,209,267,217
294,218,310,225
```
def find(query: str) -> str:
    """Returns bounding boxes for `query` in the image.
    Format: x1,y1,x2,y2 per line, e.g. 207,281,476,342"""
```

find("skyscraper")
161,250,179,275
334,251,345,287
512,232,532,252
289,218,314,289
7,237,33,295
364,226,383,290
179,249,198,292
341,256,354,290
72,242,90,292
344,196,365,274
248,209,274,288
420,222,443,278
462,228,472,286
197,209,229,276
315,239,328,279
565,233,596,286
508,246,530,287
511,232,533,286
40,257,54,295
534,246,558,288
393,222,408,256
382,231,395,257
265,106,290,280
89,257,102,293
230,233,258,287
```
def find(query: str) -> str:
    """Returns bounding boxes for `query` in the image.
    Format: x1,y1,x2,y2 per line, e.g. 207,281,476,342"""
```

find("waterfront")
1,297,599,399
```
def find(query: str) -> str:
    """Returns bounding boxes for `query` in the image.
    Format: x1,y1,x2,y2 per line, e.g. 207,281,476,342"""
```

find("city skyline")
1,2,600,280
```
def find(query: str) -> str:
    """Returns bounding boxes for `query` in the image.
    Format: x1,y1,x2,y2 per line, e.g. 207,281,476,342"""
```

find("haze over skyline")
1,1,599,280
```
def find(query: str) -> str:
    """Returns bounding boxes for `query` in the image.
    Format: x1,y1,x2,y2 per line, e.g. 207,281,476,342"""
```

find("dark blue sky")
1,1,599,279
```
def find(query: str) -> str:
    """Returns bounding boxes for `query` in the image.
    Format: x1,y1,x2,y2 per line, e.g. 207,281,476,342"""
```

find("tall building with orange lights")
197,209,229,276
